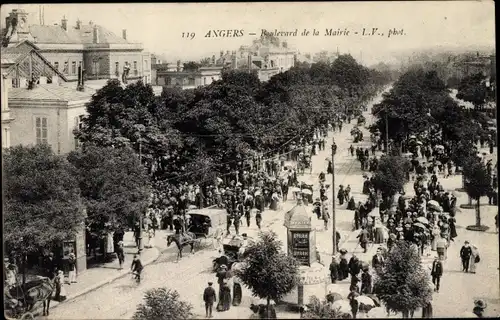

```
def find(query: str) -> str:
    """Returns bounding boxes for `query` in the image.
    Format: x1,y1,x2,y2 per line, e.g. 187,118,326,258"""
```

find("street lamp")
331,141,337,254
135,125,145,254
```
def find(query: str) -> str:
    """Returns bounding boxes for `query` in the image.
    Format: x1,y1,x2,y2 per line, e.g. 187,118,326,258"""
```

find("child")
54,270,67,302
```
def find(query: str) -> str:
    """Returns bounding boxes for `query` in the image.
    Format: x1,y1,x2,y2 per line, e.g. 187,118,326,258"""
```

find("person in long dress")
232,276,242,306
217,281,231,312
469,245,479,274
431,224,440,251
147,228,155,248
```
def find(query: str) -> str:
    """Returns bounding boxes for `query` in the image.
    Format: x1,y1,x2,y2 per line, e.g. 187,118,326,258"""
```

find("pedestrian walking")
469,244,480,274
430,256,443,293
436,236,447,261
203,282,217,318
130,255,143,283
329,257,339,284
255,210,262,230
347,288,359,319
360,268,372,294
67,251,77,284
116,241,125,269
422,300,433,318
460,241,473,273
357,226,369,253
338,185,345,206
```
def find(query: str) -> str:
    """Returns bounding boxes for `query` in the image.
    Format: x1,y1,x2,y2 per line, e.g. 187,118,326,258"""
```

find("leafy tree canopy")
463,156,491,200
237,231,299,304
4,145,85,253
67,145,151,232
133,288,193,320
374,241,432,314
373,155,410,198
456,72,489,107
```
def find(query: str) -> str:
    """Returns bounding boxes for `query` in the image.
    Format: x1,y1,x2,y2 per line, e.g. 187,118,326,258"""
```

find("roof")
1,41,68,81
28,24,129,45
9,84,93,102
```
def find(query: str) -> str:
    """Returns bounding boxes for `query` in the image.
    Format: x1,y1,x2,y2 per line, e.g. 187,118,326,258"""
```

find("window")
63,61,69,74
115,62,119,75
54,62,59,71
71,61,76,75
144,60,148,71
74,115,85,149
133,61,138,76
35,117,48,145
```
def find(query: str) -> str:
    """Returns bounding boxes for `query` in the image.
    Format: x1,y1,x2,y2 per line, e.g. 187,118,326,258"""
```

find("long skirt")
339,260,349,280
270,199,278,211
232,283,242,306
469,255,477,273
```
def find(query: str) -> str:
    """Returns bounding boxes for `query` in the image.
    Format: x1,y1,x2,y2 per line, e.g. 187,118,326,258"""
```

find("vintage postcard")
1,2,497,319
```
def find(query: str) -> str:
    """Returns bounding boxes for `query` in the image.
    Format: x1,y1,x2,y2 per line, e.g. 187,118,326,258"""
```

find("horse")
6,277,55,317
166,232,198,260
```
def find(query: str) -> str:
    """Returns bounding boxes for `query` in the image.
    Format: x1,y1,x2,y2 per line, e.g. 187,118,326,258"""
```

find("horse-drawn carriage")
4,277,53,319
186,207,226,240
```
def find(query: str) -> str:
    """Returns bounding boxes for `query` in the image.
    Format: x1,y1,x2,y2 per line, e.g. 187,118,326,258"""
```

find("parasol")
332,300,352,314
428,200,440,207
365,294,380,307
188,204,197,209
326,292,343,303
435,145,444,150
416,141,423,145
254,190,261,196
253,298,276,305
416,216,429,224
403,152,413,157
184,214,191,219
413,222,426,229
224,190,234,196
409,135,417,140
290,187,301,192
302,189,313,195
356,295,376,307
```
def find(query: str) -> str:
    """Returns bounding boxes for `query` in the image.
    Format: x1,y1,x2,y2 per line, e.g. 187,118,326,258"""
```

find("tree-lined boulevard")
4,45,498,319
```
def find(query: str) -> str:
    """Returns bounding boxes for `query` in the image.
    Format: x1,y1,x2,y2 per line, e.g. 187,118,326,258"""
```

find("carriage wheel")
20,312,35,320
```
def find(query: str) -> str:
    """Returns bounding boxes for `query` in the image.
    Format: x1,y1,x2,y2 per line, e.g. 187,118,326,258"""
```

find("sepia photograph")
1,1,497,319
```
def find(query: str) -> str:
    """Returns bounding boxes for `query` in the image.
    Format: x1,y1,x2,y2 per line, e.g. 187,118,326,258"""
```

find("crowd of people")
321,126,497,318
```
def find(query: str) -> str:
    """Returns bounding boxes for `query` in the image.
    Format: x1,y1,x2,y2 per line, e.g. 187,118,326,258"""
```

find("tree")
133,288,193,320
301,296,346,319
3,144,85,283
374,241,433,318
183,61,201,72
236,231,299,318
456,72,489,109
372,155,409,204
67,145,151,233
463,156,491,231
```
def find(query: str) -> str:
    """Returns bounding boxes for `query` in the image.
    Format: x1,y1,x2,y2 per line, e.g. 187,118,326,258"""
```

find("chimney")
122,29,127,40
92,25,99,44
75,18,81,29
61,16,67,31
212,55,216,65
77,66,85,91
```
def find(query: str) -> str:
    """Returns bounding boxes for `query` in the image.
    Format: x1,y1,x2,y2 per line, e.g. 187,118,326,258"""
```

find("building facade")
3,9,152,84
8,83,92,155
153,65,223,89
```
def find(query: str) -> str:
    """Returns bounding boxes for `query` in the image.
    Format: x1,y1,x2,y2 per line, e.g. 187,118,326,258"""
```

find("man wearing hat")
460,241,473,273
430,256,443,292
203,282,216,318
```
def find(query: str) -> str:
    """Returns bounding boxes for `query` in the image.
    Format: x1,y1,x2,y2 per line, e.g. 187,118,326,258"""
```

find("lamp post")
331,141,337,254
135,125,145,254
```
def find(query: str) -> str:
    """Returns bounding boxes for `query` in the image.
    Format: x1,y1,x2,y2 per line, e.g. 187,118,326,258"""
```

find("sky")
1,2,495,66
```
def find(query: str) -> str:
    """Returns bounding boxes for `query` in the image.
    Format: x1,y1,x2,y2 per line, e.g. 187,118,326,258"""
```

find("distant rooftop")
9,84,93,102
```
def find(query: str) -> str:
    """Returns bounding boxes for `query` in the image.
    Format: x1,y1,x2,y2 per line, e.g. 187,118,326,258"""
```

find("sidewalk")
49,230,165,309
